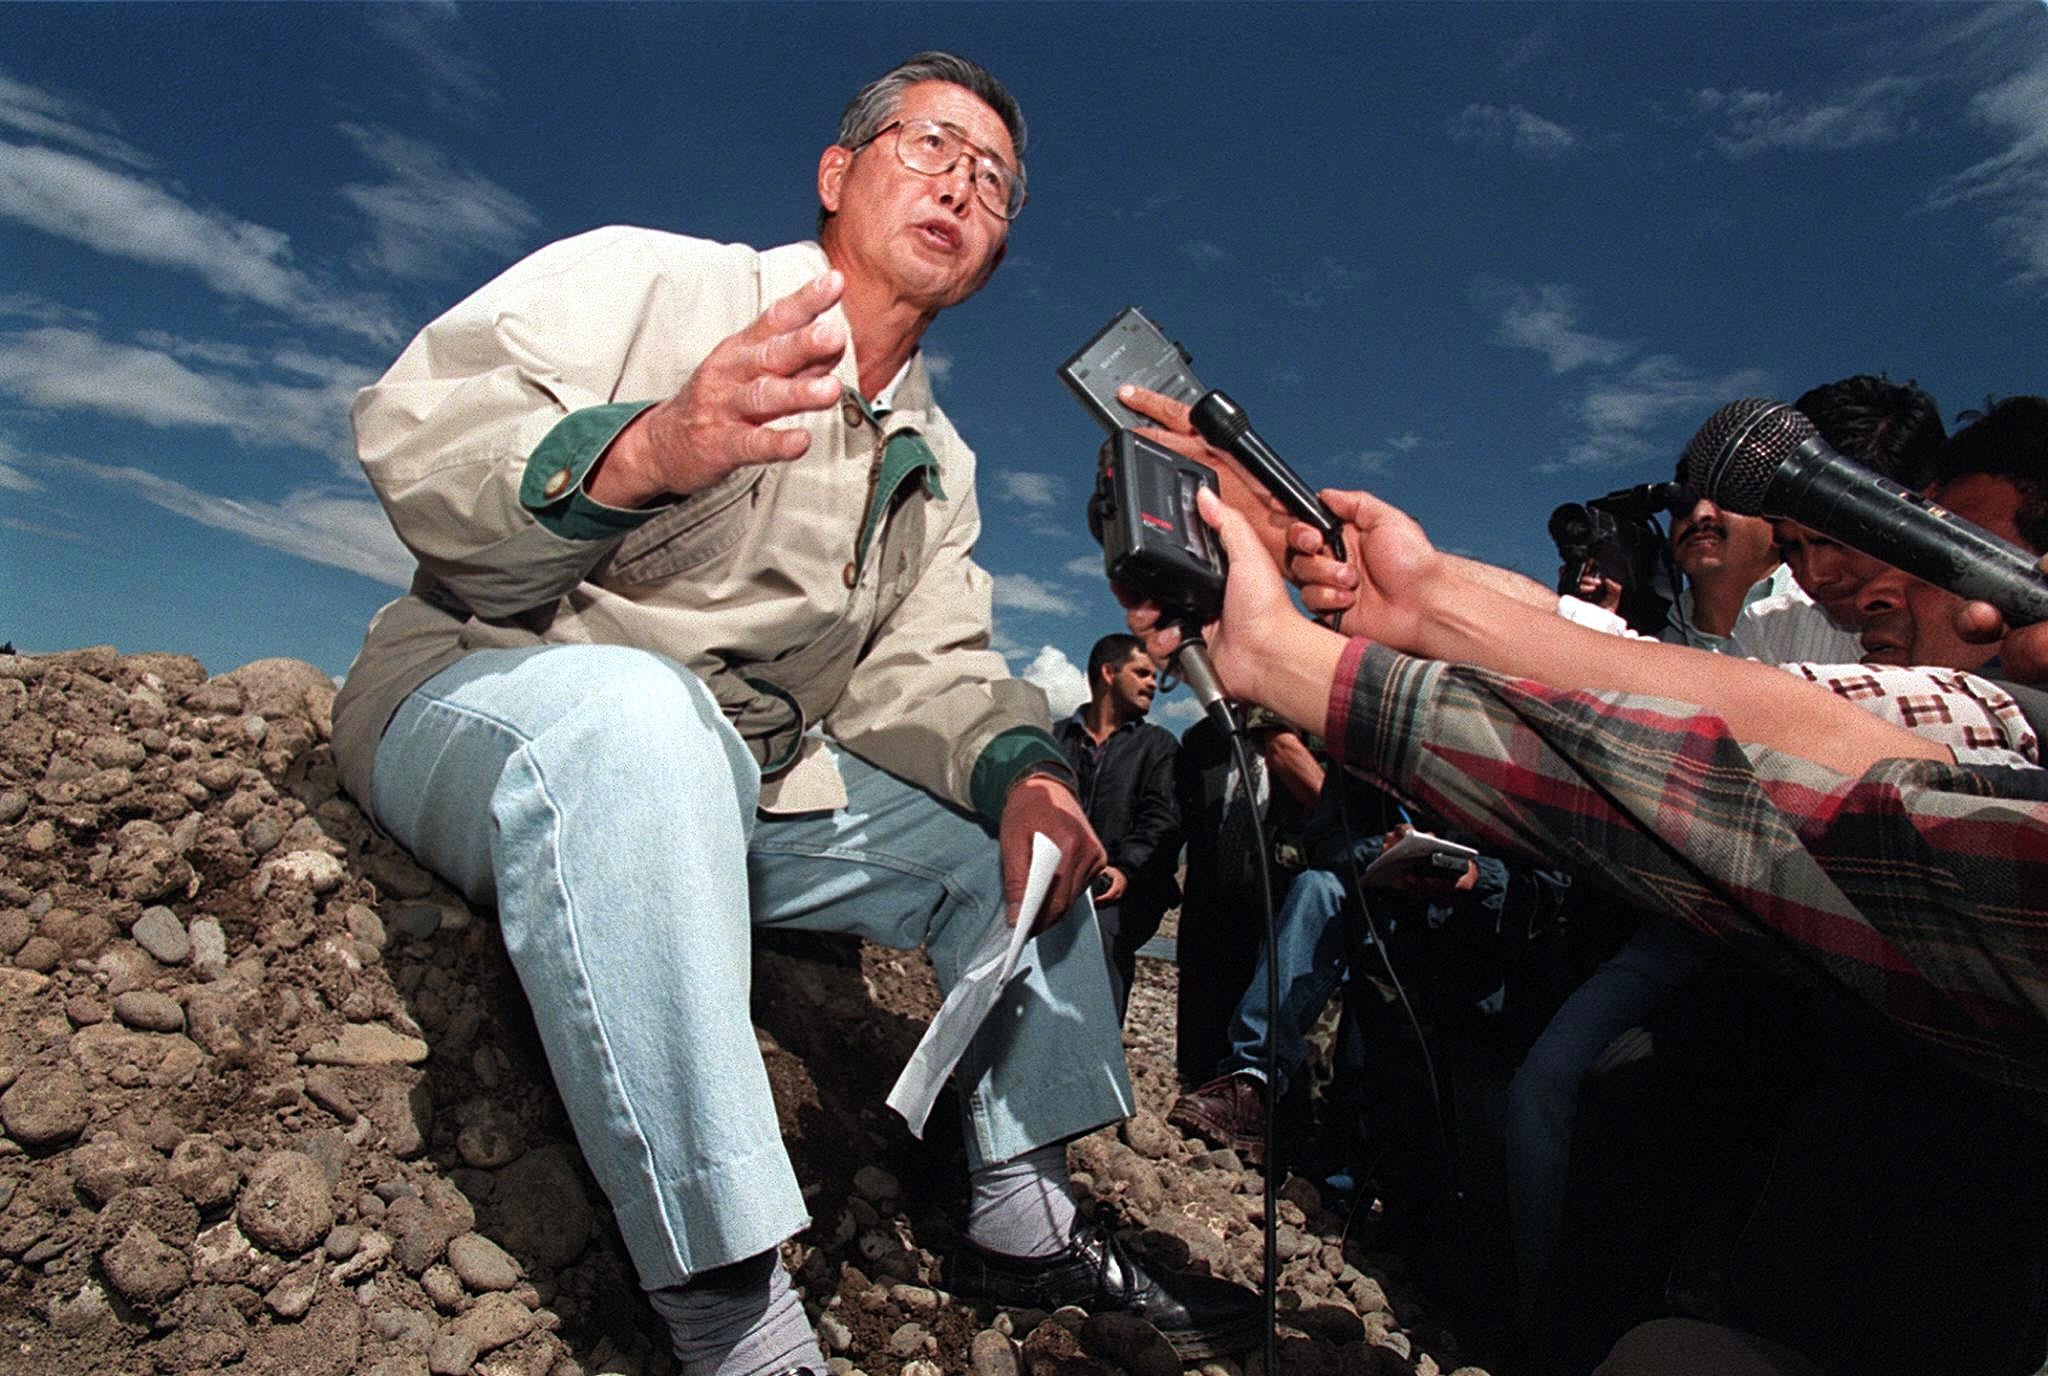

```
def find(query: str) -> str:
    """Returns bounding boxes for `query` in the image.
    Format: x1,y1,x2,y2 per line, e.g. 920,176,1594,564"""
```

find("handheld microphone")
1168,634,1237,737
1191,391,1347,562
1682,398,2048,627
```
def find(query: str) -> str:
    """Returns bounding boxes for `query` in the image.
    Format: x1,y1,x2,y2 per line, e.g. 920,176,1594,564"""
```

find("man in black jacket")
1055,634,1183,1020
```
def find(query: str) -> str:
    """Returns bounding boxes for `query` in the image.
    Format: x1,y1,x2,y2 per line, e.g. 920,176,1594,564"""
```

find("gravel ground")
0,647,1487,1376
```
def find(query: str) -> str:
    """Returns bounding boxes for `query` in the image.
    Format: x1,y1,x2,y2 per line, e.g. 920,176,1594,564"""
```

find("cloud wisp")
1483,283,1768,472
991,572,1078,616
1926,43,2048,290
1689,78,1918,159
1449,103,1581,159
0,326,372,465
55,455,413,586
338,123,539,281
0,138,401,345
1486,284,1631,374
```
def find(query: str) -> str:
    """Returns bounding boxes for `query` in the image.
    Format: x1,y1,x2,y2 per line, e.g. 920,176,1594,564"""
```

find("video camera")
1547,481,1689,637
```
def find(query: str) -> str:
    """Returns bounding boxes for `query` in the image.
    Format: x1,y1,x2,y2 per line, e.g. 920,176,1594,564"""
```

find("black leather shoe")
948,1220,1263,1359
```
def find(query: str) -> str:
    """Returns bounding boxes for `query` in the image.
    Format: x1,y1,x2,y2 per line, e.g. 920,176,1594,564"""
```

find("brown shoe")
1167,1072,1269,1166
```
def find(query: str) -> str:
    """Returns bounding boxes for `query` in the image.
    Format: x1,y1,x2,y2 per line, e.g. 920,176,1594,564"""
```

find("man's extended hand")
587,271,849,508
999,773,1106,933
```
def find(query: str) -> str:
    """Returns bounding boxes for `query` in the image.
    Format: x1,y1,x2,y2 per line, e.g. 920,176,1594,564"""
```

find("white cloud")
0,433,39,493
3,516,83,543
1179,240,1227,265
0,71,151,169
1272,255,1370,310
991,572,1078,615
1559,354,1772,471
921,347,954,382
1154,695,1204,725
1063,552,1105,579
1690,78,1917,159
1388,433,1425,453
1450,103,1580,158
1019,644,1089,717
1927,46,2048,288
0,326,370,464
0,138,397,342
998,470,1060,508
1489,284,1631,374
337,123,539,281
366,5,501,123
55,455,412,585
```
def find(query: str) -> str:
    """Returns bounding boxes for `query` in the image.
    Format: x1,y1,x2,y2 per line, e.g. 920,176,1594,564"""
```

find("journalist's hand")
1953,553,2048,686
999,774,1106,933
586,271,848,508
1282,488,1445,652
1115,385,1300,567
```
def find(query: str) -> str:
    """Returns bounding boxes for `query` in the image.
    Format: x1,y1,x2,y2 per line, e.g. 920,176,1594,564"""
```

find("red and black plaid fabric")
1327,638,2048,1119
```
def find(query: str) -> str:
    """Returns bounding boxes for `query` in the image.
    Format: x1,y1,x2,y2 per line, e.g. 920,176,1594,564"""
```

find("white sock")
966,1143,1079,1259
645,1249,825,1376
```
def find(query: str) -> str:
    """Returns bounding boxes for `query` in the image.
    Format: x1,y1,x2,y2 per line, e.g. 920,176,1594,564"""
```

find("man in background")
1054,633,1182,1019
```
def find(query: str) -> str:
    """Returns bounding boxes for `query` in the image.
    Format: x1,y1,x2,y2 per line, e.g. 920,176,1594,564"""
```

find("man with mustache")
1660,482,1782,651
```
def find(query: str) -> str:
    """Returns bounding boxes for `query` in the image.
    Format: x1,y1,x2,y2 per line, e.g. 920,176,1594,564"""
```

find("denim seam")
403,690,698,1269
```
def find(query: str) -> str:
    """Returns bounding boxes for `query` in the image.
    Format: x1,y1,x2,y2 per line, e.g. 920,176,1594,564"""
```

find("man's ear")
818,145,851,215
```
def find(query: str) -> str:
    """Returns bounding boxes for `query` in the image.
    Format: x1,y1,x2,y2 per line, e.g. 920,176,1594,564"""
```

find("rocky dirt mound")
0,648,1486,1376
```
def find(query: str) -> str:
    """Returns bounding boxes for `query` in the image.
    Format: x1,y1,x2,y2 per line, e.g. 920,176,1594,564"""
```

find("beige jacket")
330,227,1059,817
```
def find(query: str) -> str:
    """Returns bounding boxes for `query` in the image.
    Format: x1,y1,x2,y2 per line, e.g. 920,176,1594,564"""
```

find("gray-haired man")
332,51,1258,1376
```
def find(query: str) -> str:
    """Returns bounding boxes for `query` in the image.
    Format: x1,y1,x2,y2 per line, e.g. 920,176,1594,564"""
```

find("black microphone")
1191,391,1346,561
1169,634,1237,737
1683,398,2048,627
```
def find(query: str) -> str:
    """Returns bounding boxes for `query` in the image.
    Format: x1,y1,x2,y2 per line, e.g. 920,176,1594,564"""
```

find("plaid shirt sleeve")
1325,637,2048,1117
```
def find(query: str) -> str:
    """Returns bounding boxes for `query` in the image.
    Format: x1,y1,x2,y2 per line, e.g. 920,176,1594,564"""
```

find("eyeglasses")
855,118,1027,221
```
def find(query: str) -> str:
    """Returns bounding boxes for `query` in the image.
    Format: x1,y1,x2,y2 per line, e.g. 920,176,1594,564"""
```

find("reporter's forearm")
1411,577,1946,774
1228,615,1349,741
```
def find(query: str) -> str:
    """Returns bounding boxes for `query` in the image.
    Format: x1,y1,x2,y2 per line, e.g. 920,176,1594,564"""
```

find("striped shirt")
1325,637,2048,1118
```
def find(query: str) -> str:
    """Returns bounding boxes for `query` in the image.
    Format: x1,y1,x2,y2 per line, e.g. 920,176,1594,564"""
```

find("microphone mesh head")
1681,398,1814,516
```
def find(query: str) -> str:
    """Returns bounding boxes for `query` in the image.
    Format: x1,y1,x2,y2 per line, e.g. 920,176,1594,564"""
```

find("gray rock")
0,1066,90,1146
302,1023,429,1066
487,1147,593,1269
420,1264,465,1311
132,907,191,964
387,903,443,941
819,1312,854,1352
970,1328,1019,1376
853,1164,901,1202
428,1330,481,1376
1122,1108,1179,1160
100,1223,189,1306
238,1150,336,1255
888,1321,929,1358
264,849,346,895
264,1263,320,1319
0,907,30,955
448,1230,521,1292
70,1136,161,1204
15,935,61,973
324,1224,363,1260
112,989,185,1033
449,1291,536,1352
167,1134,241,1211
186,916,228,977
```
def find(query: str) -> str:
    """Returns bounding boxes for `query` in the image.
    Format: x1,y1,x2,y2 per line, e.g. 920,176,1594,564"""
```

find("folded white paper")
1360,828,1479,886
887,832,1064,1136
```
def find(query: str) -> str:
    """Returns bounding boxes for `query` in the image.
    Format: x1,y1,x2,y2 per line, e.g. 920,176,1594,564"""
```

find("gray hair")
818,51,1027,233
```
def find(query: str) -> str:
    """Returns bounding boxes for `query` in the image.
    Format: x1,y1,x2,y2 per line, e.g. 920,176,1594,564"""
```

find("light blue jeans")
369,645,1133,1290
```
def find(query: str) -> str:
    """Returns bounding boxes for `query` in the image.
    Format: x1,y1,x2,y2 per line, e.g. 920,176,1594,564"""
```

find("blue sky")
5,2,2046,725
